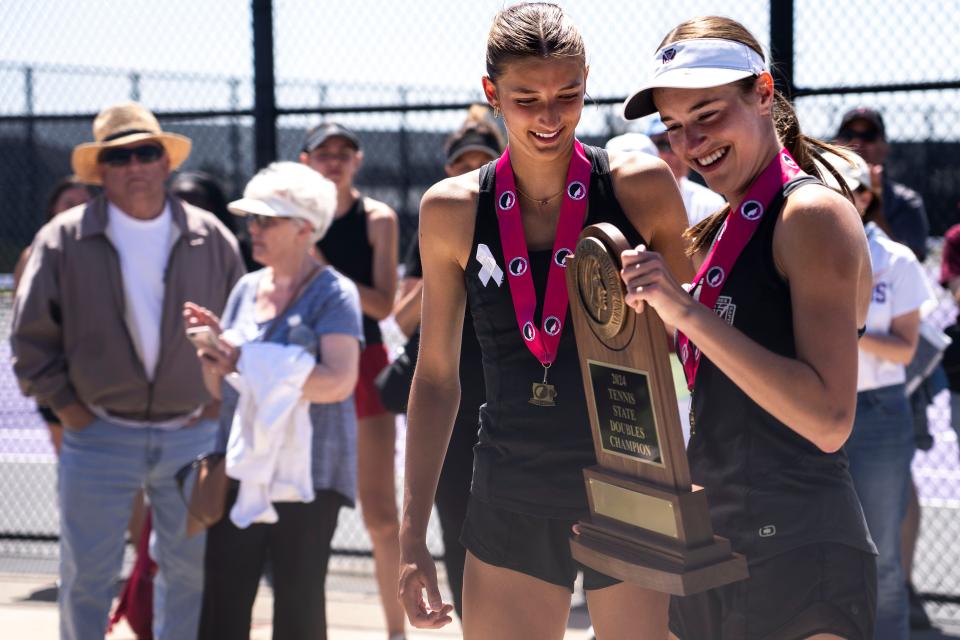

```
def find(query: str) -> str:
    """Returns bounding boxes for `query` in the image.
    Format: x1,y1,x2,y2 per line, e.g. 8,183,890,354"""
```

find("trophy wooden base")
570,467,748,596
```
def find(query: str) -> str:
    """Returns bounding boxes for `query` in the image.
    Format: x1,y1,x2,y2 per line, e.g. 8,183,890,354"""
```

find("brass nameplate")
588,478,678,539
587,360,664,467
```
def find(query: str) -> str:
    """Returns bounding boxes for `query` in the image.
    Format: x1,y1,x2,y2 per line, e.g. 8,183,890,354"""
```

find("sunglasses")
837,129,881,143
98,144,165,167
246,214,289,228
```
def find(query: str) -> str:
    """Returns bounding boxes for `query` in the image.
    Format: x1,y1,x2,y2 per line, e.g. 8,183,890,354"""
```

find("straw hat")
71,101,191,185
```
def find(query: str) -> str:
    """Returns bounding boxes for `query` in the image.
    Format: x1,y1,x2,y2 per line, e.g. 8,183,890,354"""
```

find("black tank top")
466,145,643,518
689,176,876,563
317,197,382,345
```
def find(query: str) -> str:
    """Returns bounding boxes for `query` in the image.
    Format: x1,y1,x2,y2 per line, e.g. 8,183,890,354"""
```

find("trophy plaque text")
566,223,747,595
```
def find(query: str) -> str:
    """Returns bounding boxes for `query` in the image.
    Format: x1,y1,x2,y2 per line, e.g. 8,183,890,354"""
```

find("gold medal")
529,365,557,407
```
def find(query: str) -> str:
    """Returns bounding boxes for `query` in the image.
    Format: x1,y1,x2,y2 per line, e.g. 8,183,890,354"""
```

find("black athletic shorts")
459,496,620,592
669,542,877,640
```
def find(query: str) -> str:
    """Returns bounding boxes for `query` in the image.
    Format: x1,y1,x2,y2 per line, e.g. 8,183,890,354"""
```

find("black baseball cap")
445,127,501,165
301,122,361,153
838,107,886,138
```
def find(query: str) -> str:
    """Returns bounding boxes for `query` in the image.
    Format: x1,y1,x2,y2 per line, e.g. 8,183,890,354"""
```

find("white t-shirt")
681,177,726,227
858,223,934,391
108,201,173,381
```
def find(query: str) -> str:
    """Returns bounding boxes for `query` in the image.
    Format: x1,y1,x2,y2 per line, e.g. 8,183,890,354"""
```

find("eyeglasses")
837,129,881,143
246,214,289,228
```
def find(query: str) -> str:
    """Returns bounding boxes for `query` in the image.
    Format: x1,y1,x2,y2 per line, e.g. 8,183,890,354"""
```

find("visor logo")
661,47,677,64
706,266,725,288
567,181,586,201
508,257,528,277
544,316,562,336
499,191,516,211
522,321,536,342
740,200,764,221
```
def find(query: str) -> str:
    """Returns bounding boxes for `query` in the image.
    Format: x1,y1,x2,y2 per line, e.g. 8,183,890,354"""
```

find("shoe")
908,582,932,630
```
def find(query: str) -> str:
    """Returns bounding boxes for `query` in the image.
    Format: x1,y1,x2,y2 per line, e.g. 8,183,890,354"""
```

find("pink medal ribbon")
494,139,592,406
677,148,804,391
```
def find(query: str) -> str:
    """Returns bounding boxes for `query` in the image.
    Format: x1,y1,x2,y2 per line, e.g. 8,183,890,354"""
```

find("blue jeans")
58,417,217,640
846,384,915,640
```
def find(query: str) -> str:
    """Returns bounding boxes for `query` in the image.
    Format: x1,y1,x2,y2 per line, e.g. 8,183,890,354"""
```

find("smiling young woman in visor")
620,16,877,640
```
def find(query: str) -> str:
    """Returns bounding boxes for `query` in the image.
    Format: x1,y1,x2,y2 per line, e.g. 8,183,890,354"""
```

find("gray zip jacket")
11,194,245,422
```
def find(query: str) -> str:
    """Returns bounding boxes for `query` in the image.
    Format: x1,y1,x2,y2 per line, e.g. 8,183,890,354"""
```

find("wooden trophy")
565,223,747,595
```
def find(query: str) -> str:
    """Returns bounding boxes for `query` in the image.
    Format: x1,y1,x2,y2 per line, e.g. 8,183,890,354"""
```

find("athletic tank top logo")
715,295,737,326
740,200,764,221
522,321,537,342
706,266,725,288
554,247,572,267
508,257,528,277
499,191,517,211
567,181,586,201
543,316,562,336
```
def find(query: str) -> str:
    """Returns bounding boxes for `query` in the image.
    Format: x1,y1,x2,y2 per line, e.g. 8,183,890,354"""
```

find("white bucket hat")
228,162,337,241
623,38,768,121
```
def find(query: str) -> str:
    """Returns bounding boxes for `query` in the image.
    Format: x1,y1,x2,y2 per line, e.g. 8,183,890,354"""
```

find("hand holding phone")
186,326,221,353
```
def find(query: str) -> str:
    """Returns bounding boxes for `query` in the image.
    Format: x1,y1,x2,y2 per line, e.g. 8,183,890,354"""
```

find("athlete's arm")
398,177,474,629
622,185,871,453
356,199,399,320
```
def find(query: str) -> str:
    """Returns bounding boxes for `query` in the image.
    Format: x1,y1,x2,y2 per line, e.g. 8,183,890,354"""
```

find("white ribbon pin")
476,243,504,287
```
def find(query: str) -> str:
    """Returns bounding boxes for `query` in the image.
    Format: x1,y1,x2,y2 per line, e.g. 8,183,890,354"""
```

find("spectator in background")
11,101,244,640
835,107,929,261
186,162,362,640
821,149,932,640
299,122,405,639
640,113,726,226
13,175,95,454
171,170,257,271
837,107,938,631
391,105,503,620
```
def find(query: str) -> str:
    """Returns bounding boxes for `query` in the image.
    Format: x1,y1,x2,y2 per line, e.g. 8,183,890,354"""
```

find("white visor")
623,38,768,120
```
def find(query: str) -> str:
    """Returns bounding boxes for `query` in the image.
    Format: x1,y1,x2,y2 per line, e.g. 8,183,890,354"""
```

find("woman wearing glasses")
184,162,363,640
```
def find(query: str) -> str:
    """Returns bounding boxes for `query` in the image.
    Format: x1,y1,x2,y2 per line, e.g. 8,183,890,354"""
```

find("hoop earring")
493,105,501,119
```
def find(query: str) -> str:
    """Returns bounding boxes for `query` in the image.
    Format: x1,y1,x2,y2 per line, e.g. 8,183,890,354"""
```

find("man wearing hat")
836,106,929,261
11,101,244,640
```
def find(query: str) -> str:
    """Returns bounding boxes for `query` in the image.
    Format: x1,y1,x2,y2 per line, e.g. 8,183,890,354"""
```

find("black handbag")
374,330,420,414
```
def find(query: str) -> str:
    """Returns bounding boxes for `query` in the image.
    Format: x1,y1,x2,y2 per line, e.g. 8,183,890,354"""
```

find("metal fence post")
130,72,141,102
769,0,795,97
228,77,243,195
253,0,277,169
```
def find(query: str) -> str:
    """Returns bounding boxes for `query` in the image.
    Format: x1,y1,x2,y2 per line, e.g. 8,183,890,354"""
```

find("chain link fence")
2,0,959,624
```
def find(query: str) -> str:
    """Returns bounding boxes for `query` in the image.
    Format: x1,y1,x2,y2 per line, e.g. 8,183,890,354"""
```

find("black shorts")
460,496,620,592
669,542,877,640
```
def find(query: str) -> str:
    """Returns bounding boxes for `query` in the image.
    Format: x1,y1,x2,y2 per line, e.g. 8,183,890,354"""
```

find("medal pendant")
529,365,557,406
